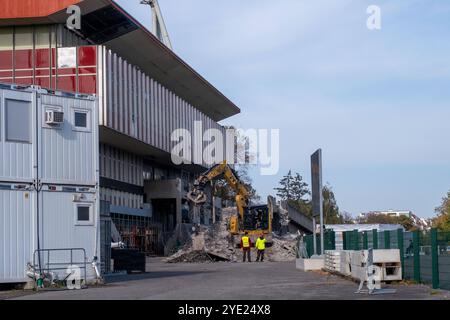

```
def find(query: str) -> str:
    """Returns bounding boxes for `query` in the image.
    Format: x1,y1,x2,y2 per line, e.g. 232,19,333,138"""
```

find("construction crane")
187,161,272,246
140,0,173,50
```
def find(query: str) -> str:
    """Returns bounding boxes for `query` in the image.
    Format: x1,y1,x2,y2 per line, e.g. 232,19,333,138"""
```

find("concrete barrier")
296,257,324,271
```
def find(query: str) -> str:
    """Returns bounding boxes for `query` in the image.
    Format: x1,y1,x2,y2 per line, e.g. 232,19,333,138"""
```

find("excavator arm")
187,161,250,227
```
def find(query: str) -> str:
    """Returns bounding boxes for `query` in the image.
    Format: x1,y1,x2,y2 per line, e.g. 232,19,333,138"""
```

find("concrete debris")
268,234,298,262
166,207,299,263
167,251,230,263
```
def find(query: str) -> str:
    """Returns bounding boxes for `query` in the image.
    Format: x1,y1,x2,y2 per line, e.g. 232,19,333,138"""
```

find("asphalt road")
6,259,449,300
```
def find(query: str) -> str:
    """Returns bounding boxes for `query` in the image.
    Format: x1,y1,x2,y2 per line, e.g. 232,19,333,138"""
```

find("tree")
322,184,341,224
433,190,450,232
274,171,309,201
341,211,355,224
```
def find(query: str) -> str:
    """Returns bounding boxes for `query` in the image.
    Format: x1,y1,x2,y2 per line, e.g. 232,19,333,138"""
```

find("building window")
75,204,93,225
5,99,31,143
75,112,87,128
73,109,90,132
57,47,77,69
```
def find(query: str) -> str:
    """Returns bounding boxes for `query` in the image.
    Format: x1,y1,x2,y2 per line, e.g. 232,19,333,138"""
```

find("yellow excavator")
187,160,272,246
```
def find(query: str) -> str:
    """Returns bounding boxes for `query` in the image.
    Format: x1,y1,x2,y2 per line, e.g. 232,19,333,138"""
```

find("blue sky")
116,0,450,218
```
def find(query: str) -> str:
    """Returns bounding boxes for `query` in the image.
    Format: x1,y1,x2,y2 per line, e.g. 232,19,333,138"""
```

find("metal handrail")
32,248,88,289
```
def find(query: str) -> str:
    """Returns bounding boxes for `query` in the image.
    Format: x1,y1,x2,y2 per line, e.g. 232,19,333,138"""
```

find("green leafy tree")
322,184,341,224
341,211,355,224
275,171,309,201
433,190,450,232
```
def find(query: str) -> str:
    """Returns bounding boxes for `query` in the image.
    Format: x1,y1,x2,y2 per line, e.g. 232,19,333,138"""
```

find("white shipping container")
0,186,35,283
0,85,99,284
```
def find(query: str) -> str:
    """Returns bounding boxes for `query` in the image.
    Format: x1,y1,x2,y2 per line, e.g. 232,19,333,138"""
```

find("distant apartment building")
359,210,412,219
359,210,431,230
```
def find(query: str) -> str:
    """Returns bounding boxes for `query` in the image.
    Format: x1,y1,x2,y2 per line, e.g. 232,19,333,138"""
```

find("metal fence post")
385,230,391,249
353,230,359,250
413,230,421,283
363,232,368,250
373,229,378,249
324,231,329,251
397,228,404,278
343,231,347,250
431,228,440,289
306,235,313,258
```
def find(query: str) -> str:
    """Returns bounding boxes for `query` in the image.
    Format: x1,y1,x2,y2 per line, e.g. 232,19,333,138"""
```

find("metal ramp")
284,202,314,234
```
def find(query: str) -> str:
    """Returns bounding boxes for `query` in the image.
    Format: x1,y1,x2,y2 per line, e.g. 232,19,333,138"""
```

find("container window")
78,206,90,221
75,204,93,225
5,99,31,143
73,109,91,132
75,112,87,128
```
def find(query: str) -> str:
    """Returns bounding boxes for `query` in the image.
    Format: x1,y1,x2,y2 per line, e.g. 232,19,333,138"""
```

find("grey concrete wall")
145,179,182,225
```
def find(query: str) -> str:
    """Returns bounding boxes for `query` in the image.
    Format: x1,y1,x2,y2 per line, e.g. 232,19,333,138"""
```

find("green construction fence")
340,228,450,290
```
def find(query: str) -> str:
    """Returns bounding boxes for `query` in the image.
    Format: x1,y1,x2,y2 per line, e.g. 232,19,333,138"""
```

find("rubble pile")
268,234,298,262
166,207,299,263
165,208,238,263
167,250,228,263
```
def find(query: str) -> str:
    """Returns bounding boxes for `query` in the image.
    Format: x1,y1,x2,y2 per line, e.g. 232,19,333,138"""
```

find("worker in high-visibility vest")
240,232,252,262
255,234,267,262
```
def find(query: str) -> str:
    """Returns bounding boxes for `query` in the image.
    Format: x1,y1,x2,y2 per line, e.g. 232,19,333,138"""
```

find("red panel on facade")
57,68,77,76
36,77,50,88
77,46,97,94
57,76,76,93
14,49,33,69
0,51,13,69
0,0,82,19
15,70,33,77
35,69,50,76
78,67,97,75
78,75,97,95
78,46,97,66
35,48,50,68
51,48,57,89
0,71,13,77
15,77,33,85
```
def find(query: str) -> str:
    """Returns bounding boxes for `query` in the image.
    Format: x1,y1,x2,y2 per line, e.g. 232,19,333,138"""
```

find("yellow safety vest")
242,236,250,248
256,238,266,250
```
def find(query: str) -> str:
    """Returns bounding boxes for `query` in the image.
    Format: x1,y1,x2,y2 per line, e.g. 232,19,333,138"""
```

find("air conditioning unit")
45,110,64,125
73,193,87,202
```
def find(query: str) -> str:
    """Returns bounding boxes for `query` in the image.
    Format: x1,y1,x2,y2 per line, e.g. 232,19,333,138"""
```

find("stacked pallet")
339,251,352,276
324,251,341,272
324,249,402,282
324,250,352,276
